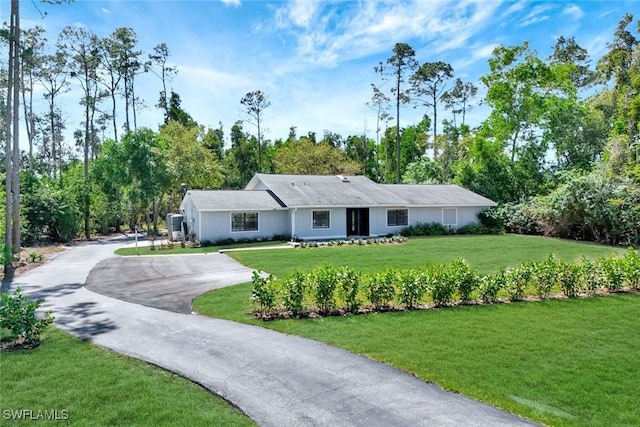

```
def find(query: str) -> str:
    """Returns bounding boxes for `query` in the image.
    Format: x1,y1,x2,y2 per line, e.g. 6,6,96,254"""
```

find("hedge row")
250,248,640,318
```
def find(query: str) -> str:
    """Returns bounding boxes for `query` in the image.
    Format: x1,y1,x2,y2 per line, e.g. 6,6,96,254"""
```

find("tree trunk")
4,5,14,273
432,93,438,160
10,0,21,257
395,76,401,184
84,98,91,240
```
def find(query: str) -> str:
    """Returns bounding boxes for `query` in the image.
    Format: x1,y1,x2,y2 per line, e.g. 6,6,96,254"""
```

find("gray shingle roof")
184,190,285,211
247,174,407,207
379,184,497,207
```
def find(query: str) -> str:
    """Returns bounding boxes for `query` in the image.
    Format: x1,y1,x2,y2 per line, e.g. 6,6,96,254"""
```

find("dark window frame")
231,212,259,232
387,209,408,227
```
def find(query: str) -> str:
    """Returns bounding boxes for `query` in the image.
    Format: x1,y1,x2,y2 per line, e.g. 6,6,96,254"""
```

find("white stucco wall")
196,210,289,243
406,206,486,229
292,208,348,240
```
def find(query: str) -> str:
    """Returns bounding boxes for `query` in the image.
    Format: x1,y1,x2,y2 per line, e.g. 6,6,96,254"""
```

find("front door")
346,208,369,237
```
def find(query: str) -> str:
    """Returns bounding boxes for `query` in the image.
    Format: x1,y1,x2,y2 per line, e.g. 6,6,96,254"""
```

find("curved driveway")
8,237,539,426
86,254,254,313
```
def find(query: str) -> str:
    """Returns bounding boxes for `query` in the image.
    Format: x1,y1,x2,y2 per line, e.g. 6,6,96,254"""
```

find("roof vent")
336,175,350,183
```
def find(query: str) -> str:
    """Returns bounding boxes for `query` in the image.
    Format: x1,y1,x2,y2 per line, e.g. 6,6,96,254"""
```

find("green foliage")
532,255,560,299
557,258,581,297
366,269,398,309
400,222,451,237
310,266,338,313
0,244,19,267
274,137,361,176
397,269,428,308
454,223,501,235
478,270,505,303
336,266,361,313
621,247,640,289
448,258,478,301
538,172,640,246
429,265,456,306
486,201,543,235
21,172,81,243
505,263,533,301
281,270,306,315
0,287,54,345
578,257,602,295
250,271,275,314
600,256,625,291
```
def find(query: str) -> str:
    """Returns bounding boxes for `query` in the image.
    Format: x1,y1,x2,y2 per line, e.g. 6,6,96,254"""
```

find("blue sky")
3,0,639,147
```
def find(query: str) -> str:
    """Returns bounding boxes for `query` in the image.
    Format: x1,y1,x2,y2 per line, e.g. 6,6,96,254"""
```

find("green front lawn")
0,328,255,426
193,235,636,426
227,234,624,277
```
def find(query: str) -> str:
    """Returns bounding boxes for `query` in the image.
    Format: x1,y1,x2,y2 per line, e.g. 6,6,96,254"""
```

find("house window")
231,212,258,232
387,209,408,227
442,208,457,226
312,210,330,229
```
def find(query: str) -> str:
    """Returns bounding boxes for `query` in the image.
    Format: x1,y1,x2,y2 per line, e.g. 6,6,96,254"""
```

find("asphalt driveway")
86,253,254,313
8,237,539,426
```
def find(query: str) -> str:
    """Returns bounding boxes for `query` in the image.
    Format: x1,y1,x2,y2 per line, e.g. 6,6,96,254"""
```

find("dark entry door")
346,208,369,237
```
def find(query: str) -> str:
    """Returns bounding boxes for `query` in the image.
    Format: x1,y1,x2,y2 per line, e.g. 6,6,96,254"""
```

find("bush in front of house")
250,248,640,319
400,222,452,237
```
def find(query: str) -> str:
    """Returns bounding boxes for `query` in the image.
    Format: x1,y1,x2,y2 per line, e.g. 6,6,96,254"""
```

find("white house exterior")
179,174,497,243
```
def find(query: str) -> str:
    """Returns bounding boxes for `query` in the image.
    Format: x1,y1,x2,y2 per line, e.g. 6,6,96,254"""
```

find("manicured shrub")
455,223,499,235
251,271,276,314
281,270,307,315
578,257,602,295
430,265,456,306
0,287,54,345
448,258,479,302
479,270,505,303
621,247,640,290
600,256,625,291
310,266,338,312
397,269,428,308
336,266,361,313
532,255,560,299
400,222,452,237
557,259,581,297
366,269,397,309
505,263,533,301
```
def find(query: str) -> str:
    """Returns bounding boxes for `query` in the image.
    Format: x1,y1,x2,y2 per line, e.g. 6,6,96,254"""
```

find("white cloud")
519,4,554,27
101,8,110,15
563,5,584,20
270,0,505,71
502,1,526,17
220,0,241,7
275,0,321,29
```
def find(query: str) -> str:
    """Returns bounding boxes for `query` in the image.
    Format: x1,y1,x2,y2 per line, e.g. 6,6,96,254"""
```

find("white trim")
386,208,409,227
312,209,331,230
442,208,458,226
230,211,260,233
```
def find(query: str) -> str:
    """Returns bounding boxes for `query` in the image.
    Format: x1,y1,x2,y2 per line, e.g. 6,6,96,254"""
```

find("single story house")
179,173,496,243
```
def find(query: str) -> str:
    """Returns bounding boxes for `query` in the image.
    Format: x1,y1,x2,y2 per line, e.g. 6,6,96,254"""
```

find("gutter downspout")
291,208,297,241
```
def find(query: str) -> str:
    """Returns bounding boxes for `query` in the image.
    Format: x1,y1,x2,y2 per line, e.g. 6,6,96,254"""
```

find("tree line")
2,10,639,268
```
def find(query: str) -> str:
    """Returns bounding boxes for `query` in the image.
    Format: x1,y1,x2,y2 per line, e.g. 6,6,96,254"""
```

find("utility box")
171,214,184,241
167,213,184,241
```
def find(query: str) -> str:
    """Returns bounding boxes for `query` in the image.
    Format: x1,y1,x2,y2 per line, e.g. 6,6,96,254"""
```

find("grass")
115,240,288,256
193,234,636,426
0,328,255,426
227,234,625,277
224,295,638,427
